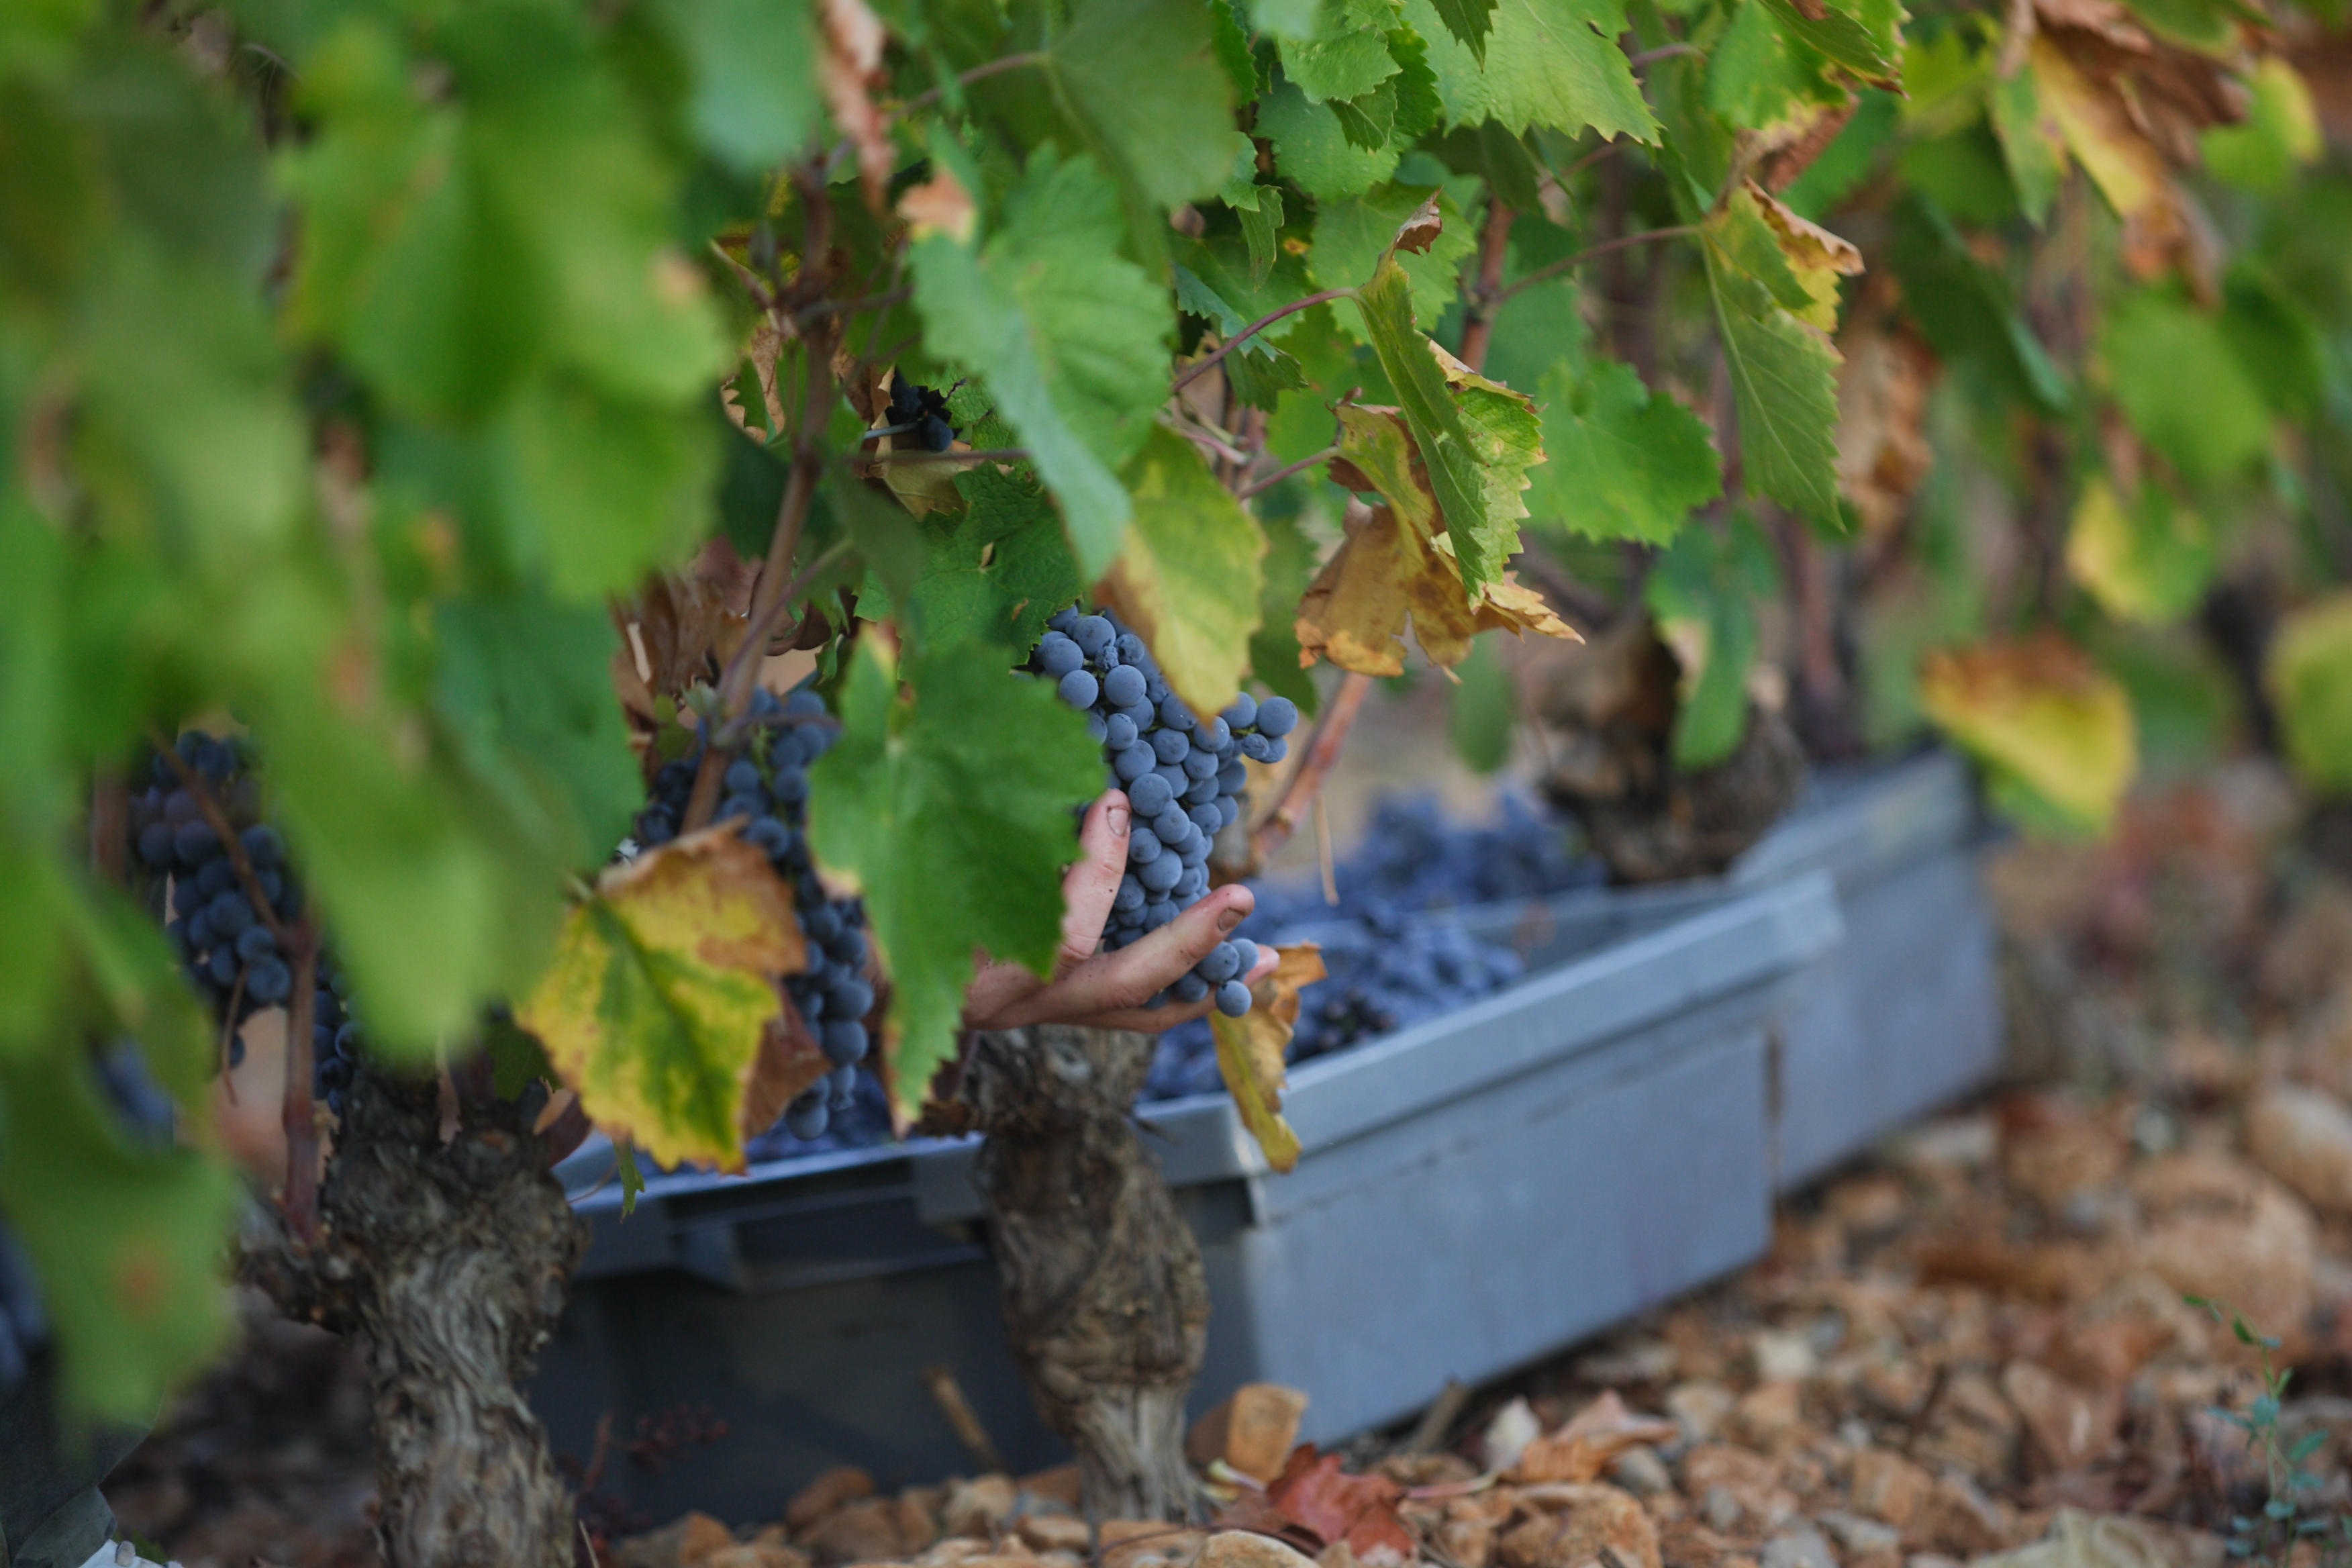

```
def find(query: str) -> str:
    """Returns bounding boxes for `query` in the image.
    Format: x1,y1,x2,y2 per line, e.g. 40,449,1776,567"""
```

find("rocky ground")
103,763,2352,1568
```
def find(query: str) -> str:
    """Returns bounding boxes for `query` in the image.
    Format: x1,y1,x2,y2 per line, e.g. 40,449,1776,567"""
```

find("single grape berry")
1101,664,1146,707
1058,669,1100,709
1215,979,1253,1016
1255,696,1300,737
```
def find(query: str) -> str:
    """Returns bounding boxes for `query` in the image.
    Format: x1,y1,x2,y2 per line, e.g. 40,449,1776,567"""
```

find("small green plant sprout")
2186,1296,2350,1568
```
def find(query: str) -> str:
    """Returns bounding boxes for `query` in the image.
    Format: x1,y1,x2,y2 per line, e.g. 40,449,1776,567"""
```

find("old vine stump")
245,1065,585,1568
962,1024,1210,1522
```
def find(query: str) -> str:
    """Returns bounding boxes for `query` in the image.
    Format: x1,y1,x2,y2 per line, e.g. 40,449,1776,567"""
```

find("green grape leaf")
1281,18,1404,103
1423,0,1498,60
1700,207,1845,531
652,0,820,173
2100,289,2272,484
1222,143,1289,275
0,1050,242,1426
1172,232,1319,343
2203,58,2322,194
897,467,1085,652
281,26,538,420
516,827,808,1172
2221,268,2326,422
808,640,1105,1120
1988,64,2065,227
614,1140,647,1217
1259,77,1404,198
1449,633,1517,772
1756,0,1901,88
1886,196,2068,412
1328,82,1403,148
1309,185,1478,336
2064,475,2216,626
1706,0,1844,132
265,707,576,1053
1212,0,1261,97
1353,254,1544,593
434,593,644,868
1429,121,1547,213
1402,0,1654,142
1530,358,1722,544
1776,91,1900,219
1387,26,1445,138
1251,503,1326,713
1046,0,1240,209
1643,518,1777,767
507,379,718,601
1098,428,1269,718
1225,343,1312,409
2268,594,2352,793
909,149,1169,579
1175,262,1273,356
288,14,727,415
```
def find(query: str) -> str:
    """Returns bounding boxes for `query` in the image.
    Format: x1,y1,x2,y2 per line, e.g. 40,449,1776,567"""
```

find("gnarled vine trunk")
244,1066,585,1568
960,1024,1209,1523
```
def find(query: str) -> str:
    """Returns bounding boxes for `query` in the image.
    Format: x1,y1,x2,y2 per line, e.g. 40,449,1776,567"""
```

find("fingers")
1055,791,1131,974
961,791,1131,1030
987,881,1255,1030
1072,942,1285,1034
960,955,1044,1030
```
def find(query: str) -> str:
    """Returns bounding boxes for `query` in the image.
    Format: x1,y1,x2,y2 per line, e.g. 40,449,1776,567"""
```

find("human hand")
960,791,1279,1034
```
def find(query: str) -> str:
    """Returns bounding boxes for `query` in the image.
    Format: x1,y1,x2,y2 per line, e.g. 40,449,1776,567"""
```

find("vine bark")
959,1024,1209,1523
244,1065,585,1568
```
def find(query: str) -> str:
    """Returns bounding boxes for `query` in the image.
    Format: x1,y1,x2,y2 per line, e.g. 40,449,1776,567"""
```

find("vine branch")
1236,445,1340,500
1493,225,1698,306
1250,670,1373,865
897,50,1049,115
1171,288,1356,394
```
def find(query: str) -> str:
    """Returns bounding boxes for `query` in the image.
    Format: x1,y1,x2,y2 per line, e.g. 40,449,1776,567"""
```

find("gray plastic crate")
533,873,1839,1522
1442,750,2000,1187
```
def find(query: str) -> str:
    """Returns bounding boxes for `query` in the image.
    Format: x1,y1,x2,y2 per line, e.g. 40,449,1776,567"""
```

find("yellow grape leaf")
2267,593,2352,793
518,826,807,1171
1095,427,1268,718
1918,634,2137,834
2028,36,2169,222
1210,942,1326,1173
2064,475,2215,626
1741,180,1863,332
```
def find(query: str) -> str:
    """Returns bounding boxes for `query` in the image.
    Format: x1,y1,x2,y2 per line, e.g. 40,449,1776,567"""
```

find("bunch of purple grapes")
130,734,302,1058
1030,606,1299,1016
633,685,874,1142
127,732,370,1114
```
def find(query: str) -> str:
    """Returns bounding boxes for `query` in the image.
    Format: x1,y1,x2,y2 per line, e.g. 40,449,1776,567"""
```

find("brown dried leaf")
1267,1447,1417,1565
1834,324,1935,537
1391,193,1445,256
740,998,834,1148
1296,501,1575,677
898,167,977,244
1743,96,1861,193
1510,1391,1680,1483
